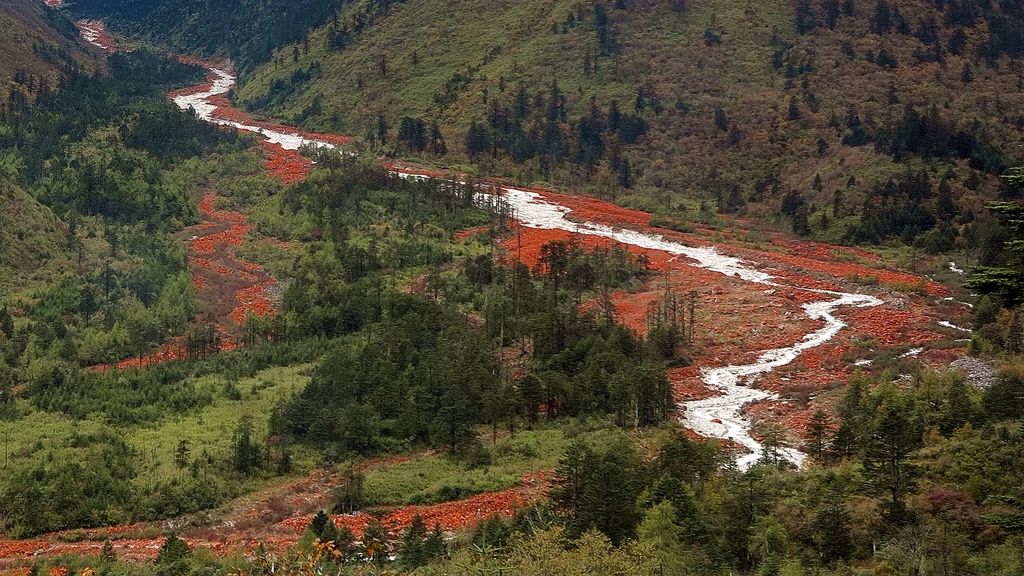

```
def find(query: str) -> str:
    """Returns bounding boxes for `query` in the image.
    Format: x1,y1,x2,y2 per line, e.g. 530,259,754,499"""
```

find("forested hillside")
0,178,66,290
0,0,96,107
236,0,1023,248
68,0,345,73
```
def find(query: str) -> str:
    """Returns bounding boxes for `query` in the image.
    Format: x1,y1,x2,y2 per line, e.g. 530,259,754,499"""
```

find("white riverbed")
173,69,337,152
176,68,888,470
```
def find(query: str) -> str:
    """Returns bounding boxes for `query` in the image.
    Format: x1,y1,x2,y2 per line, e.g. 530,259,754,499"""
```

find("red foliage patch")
843,305,942,347
280,472,549,539
454,224,493,242
261,141,311,184
230,280,277,325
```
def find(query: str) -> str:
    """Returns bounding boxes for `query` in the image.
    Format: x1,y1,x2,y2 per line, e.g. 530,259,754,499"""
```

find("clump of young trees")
464,82,647,186
266,159,678,458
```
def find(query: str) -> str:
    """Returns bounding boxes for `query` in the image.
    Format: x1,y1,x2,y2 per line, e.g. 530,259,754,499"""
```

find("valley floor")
0,10,980,571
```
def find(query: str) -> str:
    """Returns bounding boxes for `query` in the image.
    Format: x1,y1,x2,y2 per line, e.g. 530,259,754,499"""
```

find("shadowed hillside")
0,0,96,108
69,0,346,74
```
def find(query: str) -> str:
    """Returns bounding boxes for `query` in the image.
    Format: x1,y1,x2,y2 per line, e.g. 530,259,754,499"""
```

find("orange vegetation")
489,185,964,451
454,224,493,242
261,141,311,184
276,472,547,540
93,192,275,371
0,468,547,568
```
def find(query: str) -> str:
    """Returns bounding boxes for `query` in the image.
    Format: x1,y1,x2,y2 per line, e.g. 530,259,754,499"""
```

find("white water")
177,68,889,470
173,69,338,152
938,320,972,333
948,262,965,275
684,291,879,468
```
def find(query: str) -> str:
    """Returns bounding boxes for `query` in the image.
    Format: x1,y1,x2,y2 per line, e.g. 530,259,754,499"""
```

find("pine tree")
518,373,544,428
231,417,261,474
174,439,190,470
332,464,365,513
714,108,729,131
155,532,191,565
864,403,919,526
308,509,340,544
362,519,389,565
966,169,1024,304
100,539,116,562
399,514,428,569
551,438,592,514
807,409,830,459
813,492,853,565
0,306,11,339
309,509,331,538
423,524,447,560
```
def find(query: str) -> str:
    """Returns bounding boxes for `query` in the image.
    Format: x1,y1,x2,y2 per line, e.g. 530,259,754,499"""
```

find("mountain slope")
69,0,344,73
0,0,95,107
0,175,67,290
235,0,1024,243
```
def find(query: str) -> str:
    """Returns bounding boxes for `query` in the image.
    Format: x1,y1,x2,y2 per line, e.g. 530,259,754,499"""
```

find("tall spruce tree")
966,168,1024,304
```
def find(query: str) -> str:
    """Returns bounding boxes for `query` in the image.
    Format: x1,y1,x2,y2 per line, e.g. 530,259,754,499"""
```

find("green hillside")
0,175,68,291
236,0,1024,245
0,0,96,291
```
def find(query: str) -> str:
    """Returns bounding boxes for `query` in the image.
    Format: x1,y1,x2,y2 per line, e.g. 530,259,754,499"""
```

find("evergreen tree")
399,514,428,569
864,403,919,526
362,519,389,565
174,439,190,470
813,488,854,564
231,417,261,474
155,532,191,565
308,509,340,544
0,307,12,339
423,523,447,560
807,409,831,459
332,464,365,514
967,168,1024,303
714,108,729,131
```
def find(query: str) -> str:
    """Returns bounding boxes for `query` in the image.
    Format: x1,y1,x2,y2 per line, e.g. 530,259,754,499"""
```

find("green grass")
237,0,636,136
363,427,569,506
235,0,1023,248
0,177,69,293
0,364,315,498
127,364,313,480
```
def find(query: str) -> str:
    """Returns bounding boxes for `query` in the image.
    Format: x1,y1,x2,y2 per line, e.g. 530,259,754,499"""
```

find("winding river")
176,68,885,469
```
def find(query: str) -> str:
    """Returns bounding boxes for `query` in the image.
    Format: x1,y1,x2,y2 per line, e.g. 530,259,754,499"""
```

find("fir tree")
864,403,919,526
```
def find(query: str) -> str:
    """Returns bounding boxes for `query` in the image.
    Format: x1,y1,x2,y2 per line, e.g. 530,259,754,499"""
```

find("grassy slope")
237,0,636,140
0,177,68,292
0,0,96,104
0,0,96,292
0,364,312,507
237,0,1023,224
363,428,569,505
